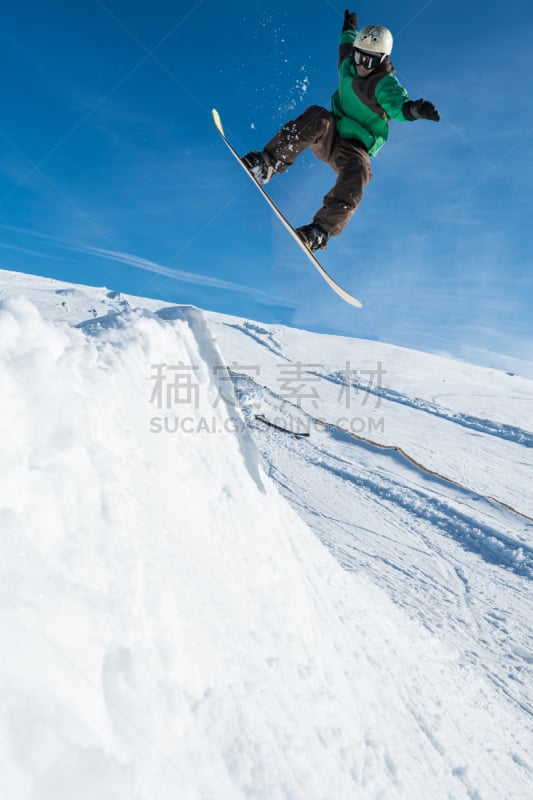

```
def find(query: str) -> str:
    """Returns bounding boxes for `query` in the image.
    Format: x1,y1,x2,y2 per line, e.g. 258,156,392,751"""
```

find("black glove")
342,9,358,32
403,99,440,122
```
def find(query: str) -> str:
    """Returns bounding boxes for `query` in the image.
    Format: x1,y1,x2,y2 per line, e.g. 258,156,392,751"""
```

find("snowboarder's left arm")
376,75,440,122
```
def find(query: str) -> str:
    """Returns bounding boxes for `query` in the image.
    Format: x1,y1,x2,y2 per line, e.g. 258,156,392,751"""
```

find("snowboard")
211,109,363,308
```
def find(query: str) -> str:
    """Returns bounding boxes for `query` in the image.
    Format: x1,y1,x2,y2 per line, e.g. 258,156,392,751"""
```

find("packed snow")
0,269,531,799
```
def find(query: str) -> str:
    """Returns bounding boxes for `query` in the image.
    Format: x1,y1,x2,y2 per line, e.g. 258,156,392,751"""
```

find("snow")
0,269,532,799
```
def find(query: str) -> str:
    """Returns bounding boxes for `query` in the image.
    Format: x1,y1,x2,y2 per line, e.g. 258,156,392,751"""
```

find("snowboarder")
242,10,440,252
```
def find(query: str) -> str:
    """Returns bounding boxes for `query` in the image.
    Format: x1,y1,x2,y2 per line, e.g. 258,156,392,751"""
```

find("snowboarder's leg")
263,106,336,173
312,139,372,236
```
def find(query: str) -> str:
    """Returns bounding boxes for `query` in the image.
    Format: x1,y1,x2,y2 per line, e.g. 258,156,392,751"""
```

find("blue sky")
0,0,532,373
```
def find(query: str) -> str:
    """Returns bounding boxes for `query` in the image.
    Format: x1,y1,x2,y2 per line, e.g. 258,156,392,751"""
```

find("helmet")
354,25,393,57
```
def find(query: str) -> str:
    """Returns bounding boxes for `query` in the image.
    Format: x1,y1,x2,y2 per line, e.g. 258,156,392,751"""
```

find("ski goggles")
353,48,385,71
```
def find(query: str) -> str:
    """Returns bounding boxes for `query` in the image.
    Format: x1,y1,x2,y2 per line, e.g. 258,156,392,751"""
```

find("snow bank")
0,297,530,799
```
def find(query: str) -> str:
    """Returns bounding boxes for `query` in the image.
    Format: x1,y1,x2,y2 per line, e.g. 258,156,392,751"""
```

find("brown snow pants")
263,105,372,236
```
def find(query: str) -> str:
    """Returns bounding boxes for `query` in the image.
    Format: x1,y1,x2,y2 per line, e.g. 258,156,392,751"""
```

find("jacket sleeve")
338,29,356,69
375,75,411,121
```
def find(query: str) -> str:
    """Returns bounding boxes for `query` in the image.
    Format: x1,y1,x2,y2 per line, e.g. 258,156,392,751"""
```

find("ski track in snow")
235,373,533,578
314,368,533,448
245,400,533,716
223,320,289,362
210,316,533,521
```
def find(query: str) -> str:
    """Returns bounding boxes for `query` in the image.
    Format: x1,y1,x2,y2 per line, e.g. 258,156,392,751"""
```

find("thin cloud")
0,241,78,263
0,223,295,308
79,243,295,306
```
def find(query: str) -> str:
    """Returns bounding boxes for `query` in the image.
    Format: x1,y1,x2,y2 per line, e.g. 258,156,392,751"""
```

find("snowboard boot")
242,150,276,185
295,223,330,252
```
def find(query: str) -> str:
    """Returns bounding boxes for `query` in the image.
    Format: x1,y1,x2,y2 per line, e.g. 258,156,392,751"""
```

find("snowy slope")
0,269,532,799
208,315,533,520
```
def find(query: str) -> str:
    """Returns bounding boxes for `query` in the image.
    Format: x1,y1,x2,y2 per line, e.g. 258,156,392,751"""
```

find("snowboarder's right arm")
339,9,358,68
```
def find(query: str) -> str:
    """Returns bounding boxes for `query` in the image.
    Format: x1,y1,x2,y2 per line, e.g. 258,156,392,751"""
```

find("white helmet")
354,25,393,57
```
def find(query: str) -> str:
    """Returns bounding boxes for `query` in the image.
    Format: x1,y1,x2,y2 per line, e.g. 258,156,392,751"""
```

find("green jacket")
331,30,411,156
